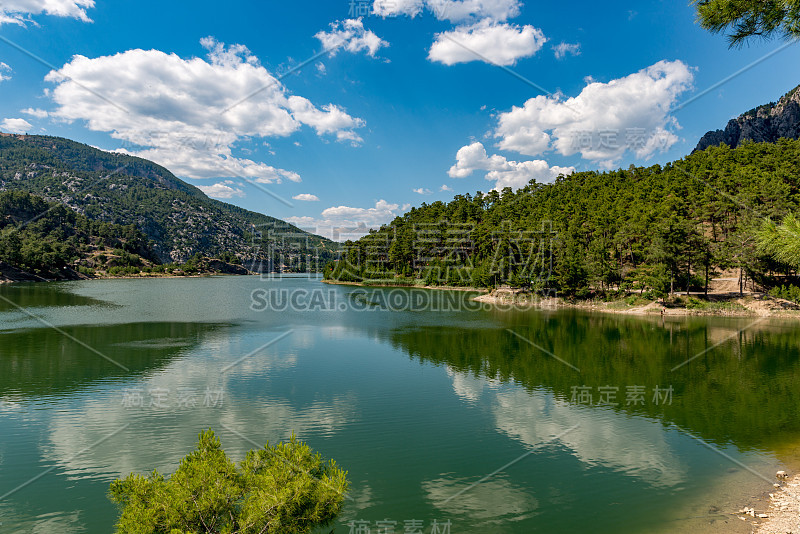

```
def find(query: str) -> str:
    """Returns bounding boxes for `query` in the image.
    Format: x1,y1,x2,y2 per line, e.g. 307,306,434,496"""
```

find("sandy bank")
473,289,800,318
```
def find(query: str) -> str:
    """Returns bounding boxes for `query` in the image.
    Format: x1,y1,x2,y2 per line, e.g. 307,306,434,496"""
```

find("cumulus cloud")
292,193,320,201
43,38,365,181
449,142,574,190
196,180,245,199
1,117,33,133
0,0,94,26
0,62,10,82
428,20,546,66
433,0,521,22
21,107,49,118
493,60,694,163
553,41,580,59
287,96,365,143
321,199,400,227
373,0,425,17
440,184,453,191
315,19,388,58
285,199,401,239
413,187,433,195
374,0,520,22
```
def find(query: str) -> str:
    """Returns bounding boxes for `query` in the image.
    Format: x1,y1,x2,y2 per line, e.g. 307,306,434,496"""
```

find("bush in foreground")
109,429,348,534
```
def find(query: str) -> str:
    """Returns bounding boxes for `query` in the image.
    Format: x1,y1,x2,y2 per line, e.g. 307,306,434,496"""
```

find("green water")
1,276,799,533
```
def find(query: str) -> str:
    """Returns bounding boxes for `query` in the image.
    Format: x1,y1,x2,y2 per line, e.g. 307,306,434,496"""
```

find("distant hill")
0,134,336,269
694,84,800,152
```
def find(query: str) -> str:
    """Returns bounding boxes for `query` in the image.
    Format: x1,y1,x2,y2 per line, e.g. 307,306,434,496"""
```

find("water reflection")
0,282,109,313
39,334,358,479
492,388,686,487
386,314,800,451
423,476,539,523
3,279,800,534
0,321,226,397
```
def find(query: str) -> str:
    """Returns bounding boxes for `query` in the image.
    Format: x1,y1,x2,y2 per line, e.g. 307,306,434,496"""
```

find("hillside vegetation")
0,190,157,279
0,134,336,269
327,139,800,299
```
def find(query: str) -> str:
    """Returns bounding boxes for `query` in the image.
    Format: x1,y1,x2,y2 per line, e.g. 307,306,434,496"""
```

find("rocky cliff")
694,85,800,152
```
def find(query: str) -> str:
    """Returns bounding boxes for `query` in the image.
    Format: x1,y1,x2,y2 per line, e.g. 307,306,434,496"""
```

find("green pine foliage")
769,284,800,303
0,190,155,278
109,430,348,534
327,139,800,297
694,0,800,47
757,212,800,267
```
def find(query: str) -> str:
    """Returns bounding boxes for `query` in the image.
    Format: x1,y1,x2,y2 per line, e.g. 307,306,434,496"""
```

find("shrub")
109,430,348,534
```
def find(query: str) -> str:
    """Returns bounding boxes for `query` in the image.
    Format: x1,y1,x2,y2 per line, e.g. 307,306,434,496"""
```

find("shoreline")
752,472,800,533
732,471,800,534
321,279,489,293
322,280,800,318
0,271,331,284
0,272,254,284
473,291,800,318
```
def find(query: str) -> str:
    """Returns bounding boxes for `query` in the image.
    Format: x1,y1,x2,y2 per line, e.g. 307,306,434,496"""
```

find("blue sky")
0,0,799,239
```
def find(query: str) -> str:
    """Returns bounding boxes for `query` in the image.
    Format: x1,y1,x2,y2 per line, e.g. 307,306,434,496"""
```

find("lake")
1,275,799,533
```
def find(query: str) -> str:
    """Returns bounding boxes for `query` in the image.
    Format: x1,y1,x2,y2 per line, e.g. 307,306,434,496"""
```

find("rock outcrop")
694,85,800,152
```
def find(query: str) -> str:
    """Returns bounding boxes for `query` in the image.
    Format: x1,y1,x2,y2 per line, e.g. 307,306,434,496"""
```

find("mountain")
0,134,336,269
694,84,800,152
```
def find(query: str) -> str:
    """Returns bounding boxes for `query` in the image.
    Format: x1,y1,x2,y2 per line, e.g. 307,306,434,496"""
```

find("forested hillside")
327,139,800,297
0,134,337,269
0,190,157,280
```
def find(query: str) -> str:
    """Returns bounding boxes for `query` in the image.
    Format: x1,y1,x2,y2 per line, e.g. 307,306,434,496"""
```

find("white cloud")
553,41,580,59
0,62,10,82
114,146,302,184
315,19,388,58
287,96,364,143
374,0,520,22
373,0,425,17
428,0,521,22
321,199,400,227
449,141,511,178
440,184,453,191
196,180,245,199
493,60,694,163
21,107,48,118
1,117,33,133
285,199,401,238
413,187,432,195
0,0,94,26
448,141,574,190
292,193,320,201
428,20,546,66
44,38,364,181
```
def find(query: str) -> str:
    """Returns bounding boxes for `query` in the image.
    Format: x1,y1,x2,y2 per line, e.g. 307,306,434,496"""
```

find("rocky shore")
741,471,800,534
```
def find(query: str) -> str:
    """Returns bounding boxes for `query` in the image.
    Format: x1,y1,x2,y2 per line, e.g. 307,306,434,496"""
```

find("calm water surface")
1,276,800,533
